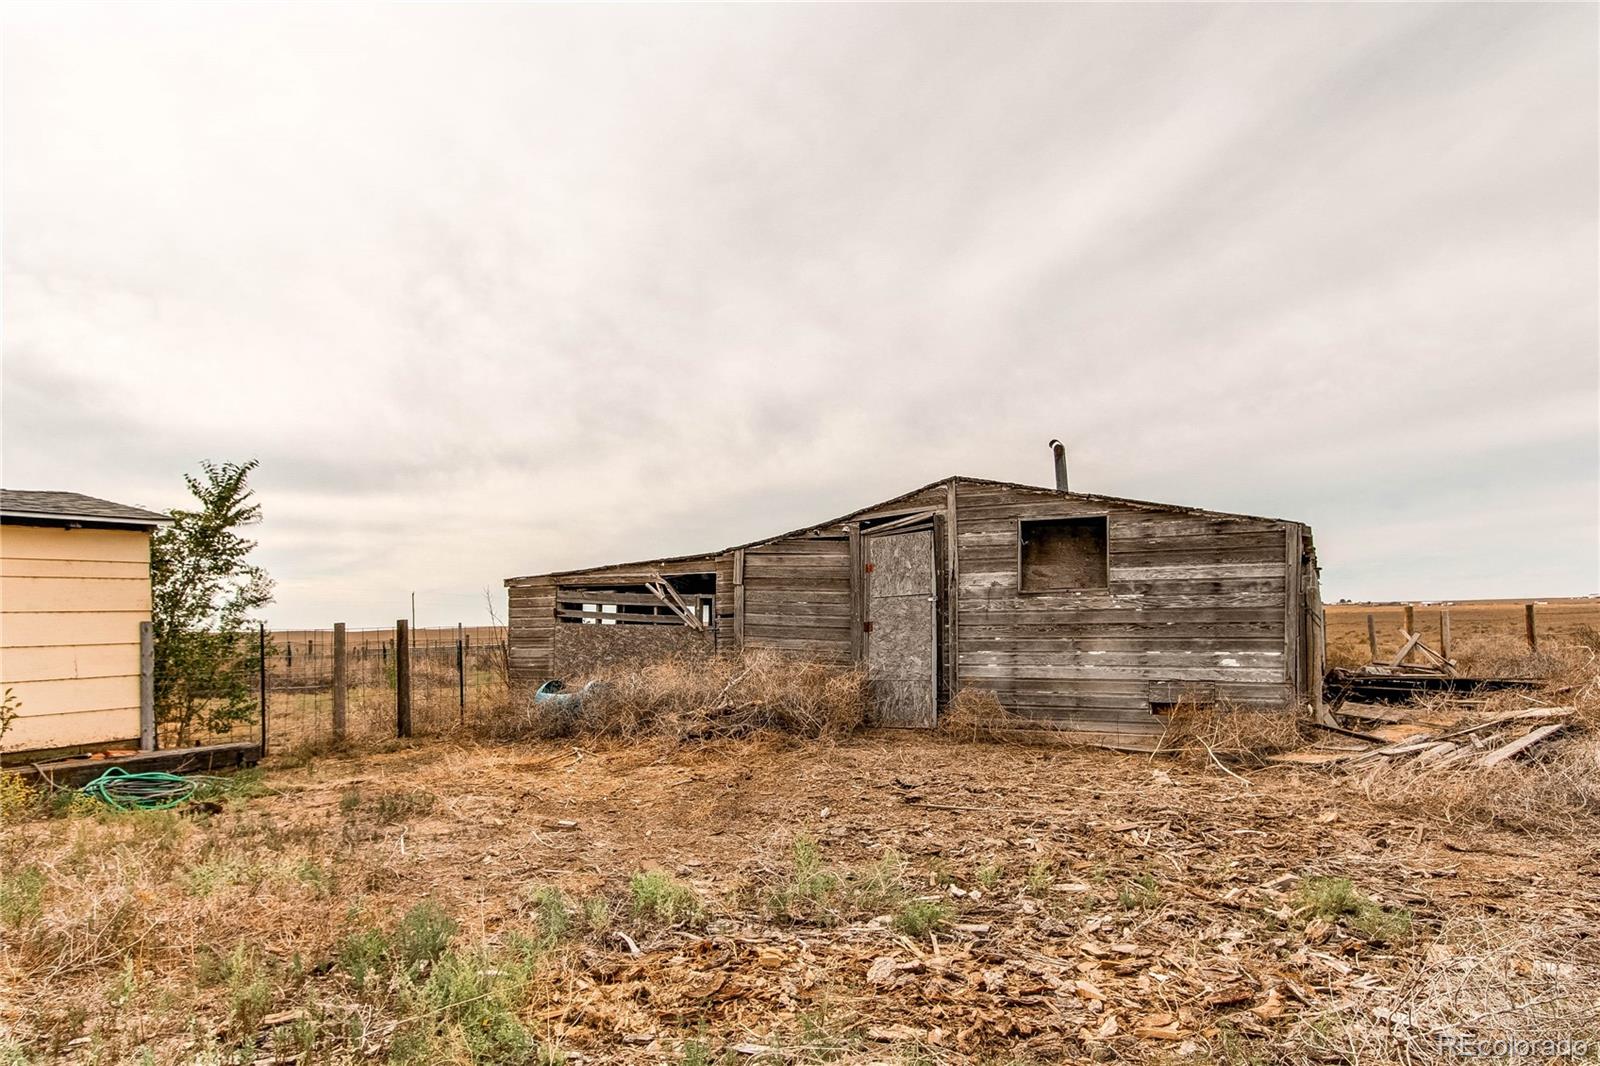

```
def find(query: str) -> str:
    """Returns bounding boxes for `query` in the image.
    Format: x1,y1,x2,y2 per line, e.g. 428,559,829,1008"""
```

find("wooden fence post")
396,619,412,738
1525,603,1538,652
139,621,156,751
457,622,466,725
1439,609,1451,661
332,622,347,740
1403,603,1414,635
1365,614,1377,662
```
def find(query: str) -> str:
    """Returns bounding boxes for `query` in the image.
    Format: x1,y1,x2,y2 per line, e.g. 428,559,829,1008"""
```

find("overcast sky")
3,3,1596,626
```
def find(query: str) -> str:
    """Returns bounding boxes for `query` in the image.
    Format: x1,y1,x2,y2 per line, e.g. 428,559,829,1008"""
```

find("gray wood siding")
506,577,556,685
742,536,853,664
507,554,729,684
954,481,1293,739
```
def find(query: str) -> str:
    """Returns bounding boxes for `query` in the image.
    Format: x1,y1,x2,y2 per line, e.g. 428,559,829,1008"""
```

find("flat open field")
4,728,1597,1064
1325,597,1599,669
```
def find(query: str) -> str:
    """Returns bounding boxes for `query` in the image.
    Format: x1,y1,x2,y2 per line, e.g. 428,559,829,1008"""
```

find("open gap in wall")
1019,515,1109,592
556,574,715,627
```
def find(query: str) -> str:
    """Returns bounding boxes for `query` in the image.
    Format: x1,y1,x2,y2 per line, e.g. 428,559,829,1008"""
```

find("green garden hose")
79,766,202,811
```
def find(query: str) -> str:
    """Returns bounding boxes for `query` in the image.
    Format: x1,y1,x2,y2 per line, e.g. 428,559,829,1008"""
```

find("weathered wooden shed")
505,461,1323,746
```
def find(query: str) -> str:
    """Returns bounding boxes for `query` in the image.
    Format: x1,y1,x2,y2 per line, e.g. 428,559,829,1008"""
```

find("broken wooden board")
1480,723,1566,768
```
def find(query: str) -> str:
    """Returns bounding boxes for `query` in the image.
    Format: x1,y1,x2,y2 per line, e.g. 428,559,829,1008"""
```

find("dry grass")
482,650,868,743
935,687,1012,742
6,733,1597,1064
1155,699,1306,766
1349,735,1600,834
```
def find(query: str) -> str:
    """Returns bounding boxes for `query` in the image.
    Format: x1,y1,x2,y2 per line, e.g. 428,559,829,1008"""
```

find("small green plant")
194,768,270,804
1118,872,1160,911
405,947,535,1064
0,687,20,745
0,867,45,927
0,771,42,822
1296,876,1412,943
393,900,457,969
629,872,702,926
975,862,1004,891
851,848,906,911
892,900,950,937
184,858,250,898
294,859,333,897
372,789,435,824
338,787,362,814
581,895,613,935
336,926,389,991
767,835,841,922
223,945,271,1035
1023,861,1055,896
527,885,572,946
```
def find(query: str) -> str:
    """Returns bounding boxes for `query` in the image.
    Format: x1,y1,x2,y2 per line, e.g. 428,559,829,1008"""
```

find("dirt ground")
4,728,1597,1065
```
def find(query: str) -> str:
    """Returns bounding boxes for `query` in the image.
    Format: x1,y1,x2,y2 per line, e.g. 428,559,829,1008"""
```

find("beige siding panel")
0,525,150,563
0,612,144,648
1,575,152,613
0,558,151,579
3,706,140,751
6,674,141,716
0,524,153,753
0,643,139,683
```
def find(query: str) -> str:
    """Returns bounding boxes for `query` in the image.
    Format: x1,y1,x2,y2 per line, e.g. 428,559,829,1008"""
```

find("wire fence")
174,623,511,755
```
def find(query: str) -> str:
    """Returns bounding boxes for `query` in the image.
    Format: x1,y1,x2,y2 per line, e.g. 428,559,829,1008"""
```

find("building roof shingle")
1,489,171,527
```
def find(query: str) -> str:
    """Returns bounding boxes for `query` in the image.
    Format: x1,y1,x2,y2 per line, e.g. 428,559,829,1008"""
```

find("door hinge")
864,563,875,573
863,621,874,633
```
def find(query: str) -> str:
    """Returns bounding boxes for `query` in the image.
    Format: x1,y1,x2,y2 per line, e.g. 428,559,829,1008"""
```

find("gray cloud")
3,3,1595,625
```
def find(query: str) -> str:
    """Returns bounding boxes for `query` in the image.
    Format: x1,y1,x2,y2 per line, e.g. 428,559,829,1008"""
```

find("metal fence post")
332,622,347,740
457,622,466,725
258,622,268,753
396,619,412,738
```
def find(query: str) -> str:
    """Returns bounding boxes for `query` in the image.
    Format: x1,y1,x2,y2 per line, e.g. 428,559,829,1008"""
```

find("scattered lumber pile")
1323,625,1541,705
1277,702,1572,770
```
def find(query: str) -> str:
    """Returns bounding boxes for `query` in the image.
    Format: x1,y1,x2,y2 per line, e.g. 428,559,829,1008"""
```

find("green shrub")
767,835,841,922
629,872,702,926
408,949,535,1064
393,900,457,969
336,926,389,991
527,886,572,946
892,900,950,937
1296,876,1412,944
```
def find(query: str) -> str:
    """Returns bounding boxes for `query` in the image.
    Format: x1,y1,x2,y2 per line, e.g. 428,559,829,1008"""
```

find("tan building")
1,490,170,758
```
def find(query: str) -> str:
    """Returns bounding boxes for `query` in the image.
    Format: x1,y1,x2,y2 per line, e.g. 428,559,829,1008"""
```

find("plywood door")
865,529,936,727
